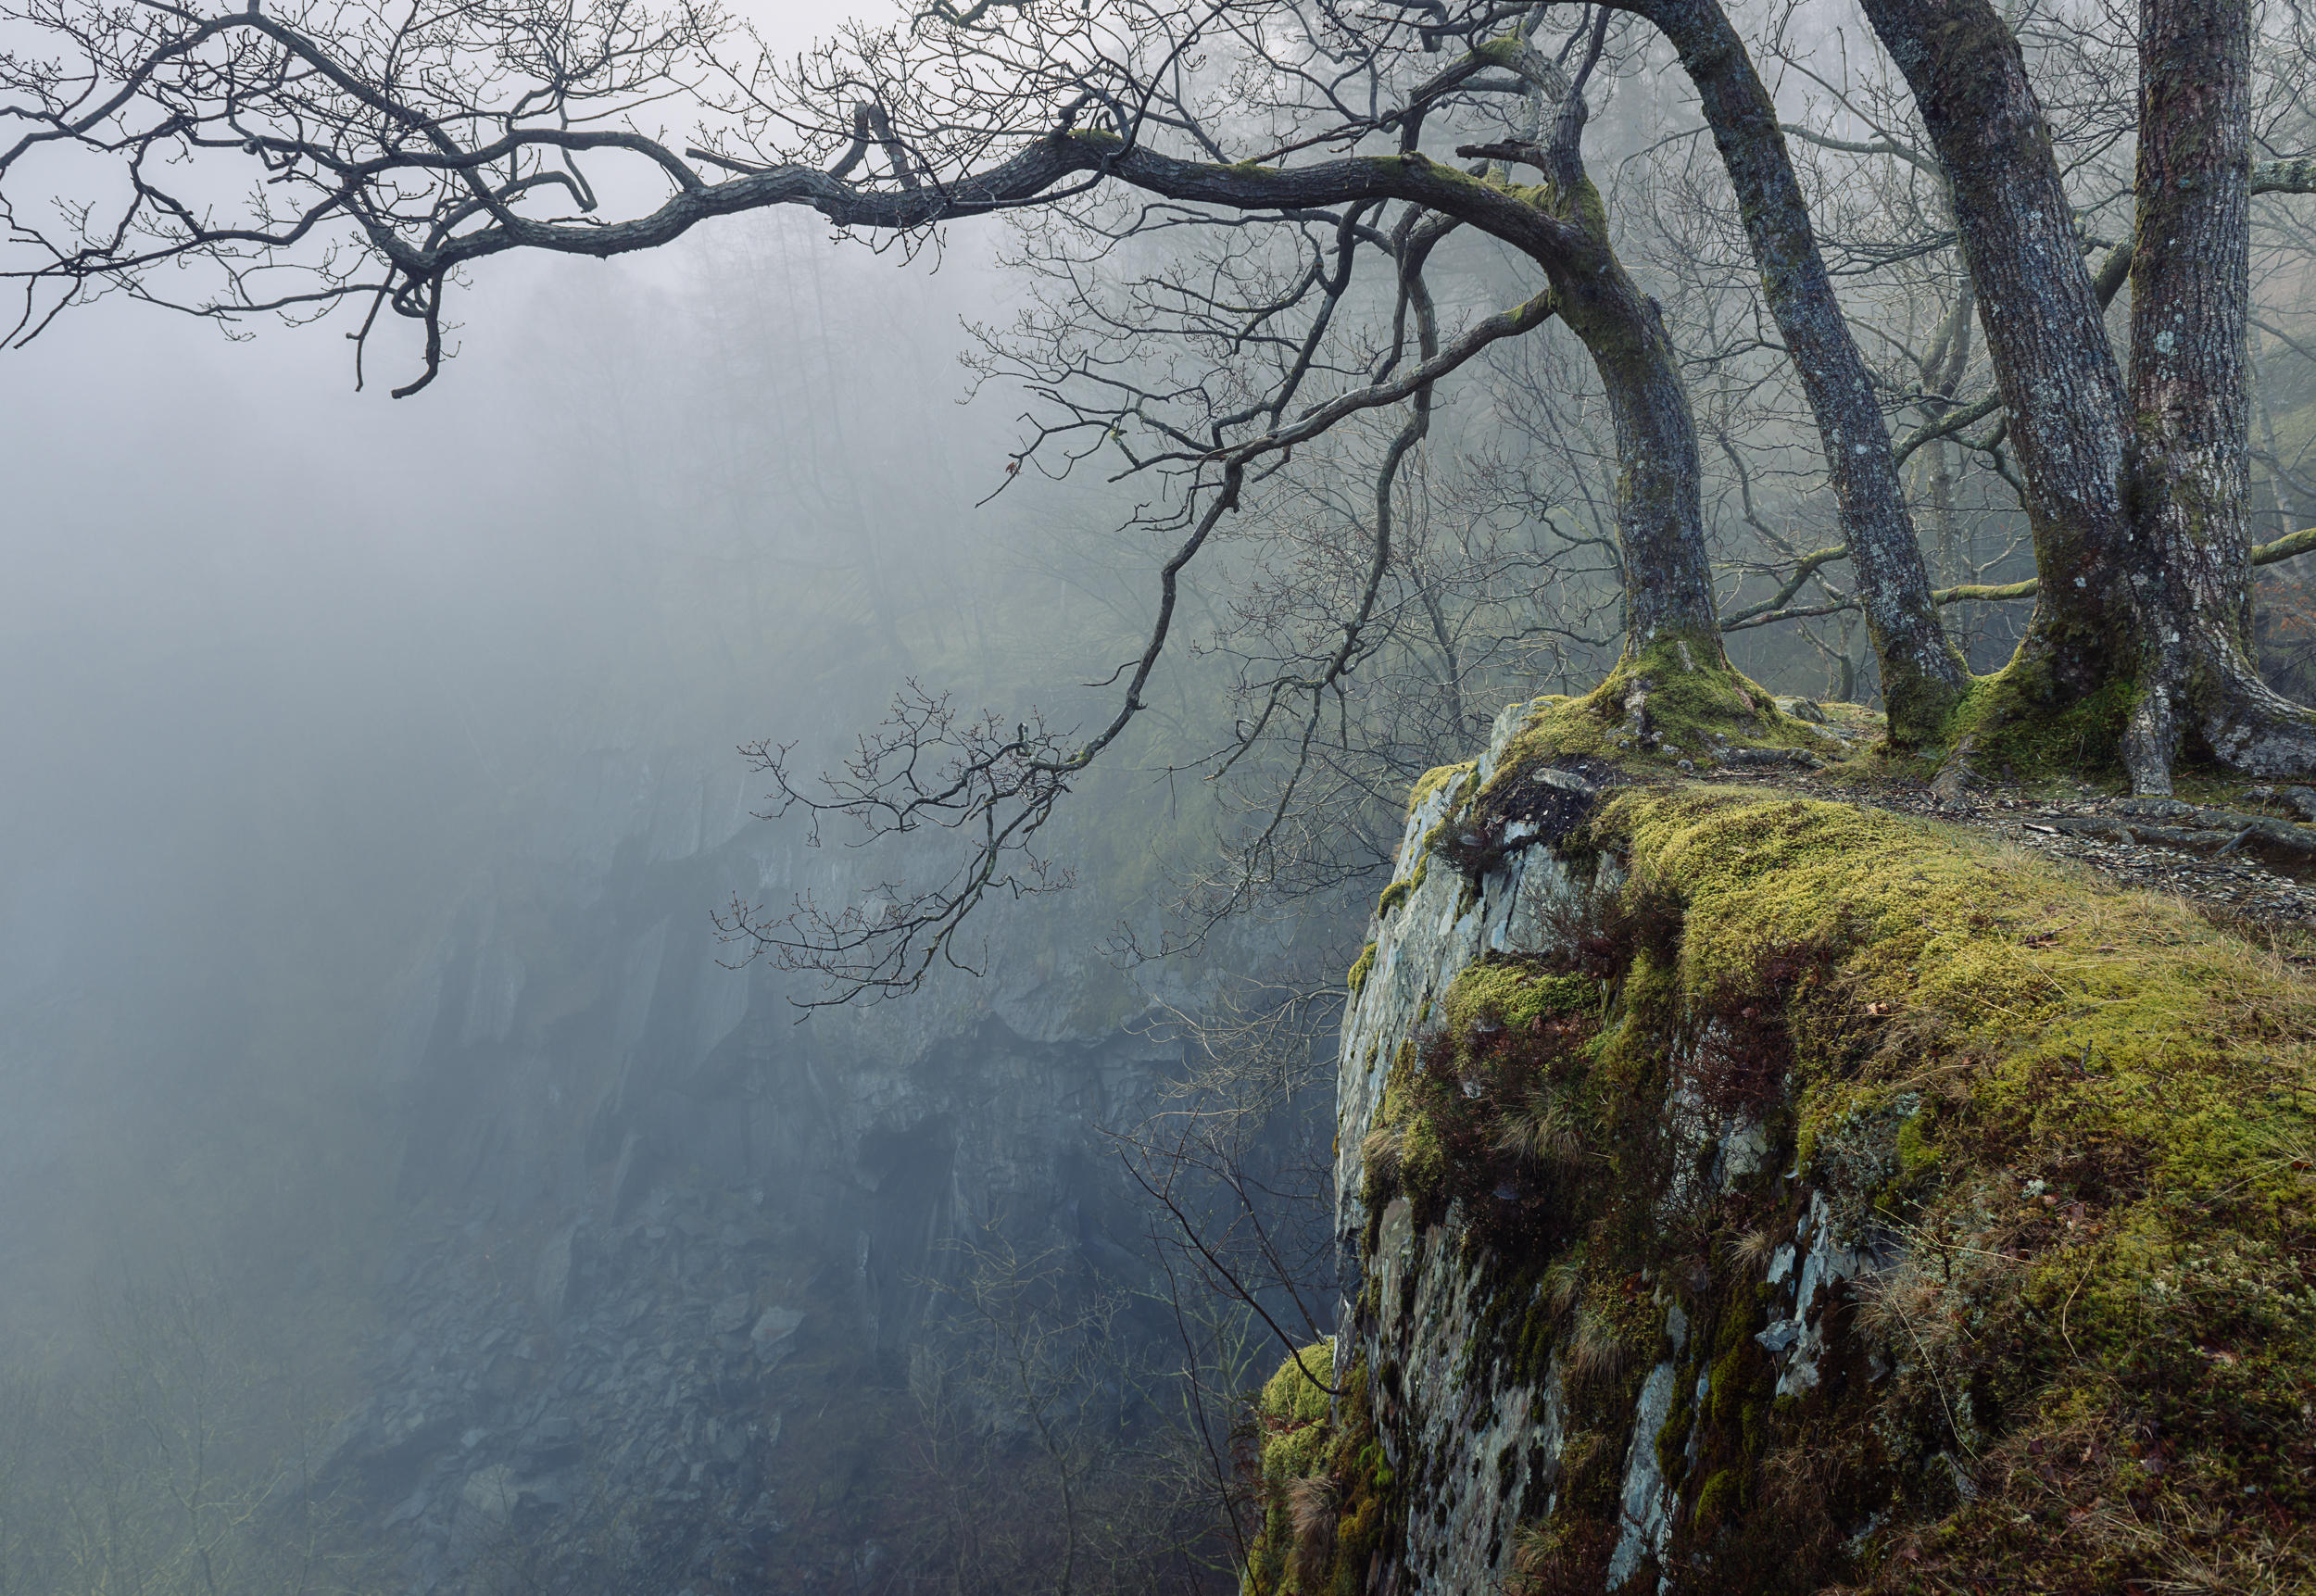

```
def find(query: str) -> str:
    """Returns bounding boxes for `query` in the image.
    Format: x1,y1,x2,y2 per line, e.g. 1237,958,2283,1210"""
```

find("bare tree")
8,0,2316,996
0,1273,384,1596
0,0,1891,998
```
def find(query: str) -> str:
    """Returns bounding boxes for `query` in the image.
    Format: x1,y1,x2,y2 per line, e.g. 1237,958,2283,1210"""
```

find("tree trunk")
2118,0,2316,785
1086,140,1730,669
1630,0,1970,742
1857,0,2316,788
1553,230,1725,660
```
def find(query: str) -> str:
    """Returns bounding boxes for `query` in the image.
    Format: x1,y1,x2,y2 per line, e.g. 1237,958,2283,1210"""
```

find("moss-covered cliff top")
1286,724,2316,1594
1485,641,1841,784
1597,785,2316,1590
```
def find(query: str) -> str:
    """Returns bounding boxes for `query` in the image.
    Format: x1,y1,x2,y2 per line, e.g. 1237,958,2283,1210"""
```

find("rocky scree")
322,748,1213,1595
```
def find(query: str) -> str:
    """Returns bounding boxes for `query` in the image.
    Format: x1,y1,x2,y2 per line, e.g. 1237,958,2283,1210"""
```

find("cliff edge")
1250,689,2316,1595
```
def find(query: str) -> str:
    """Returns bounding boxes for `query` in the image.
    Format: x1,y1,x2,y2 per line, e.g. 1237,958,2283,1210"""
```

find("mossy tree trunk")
1547,205,1725,664
1624,0,1971,745
1453,33,1729,671
1860,0,2316,791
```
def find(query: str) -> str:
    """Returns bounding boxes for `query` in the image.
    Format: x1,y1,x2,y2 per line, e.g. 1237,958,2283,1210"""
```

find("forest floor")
1730,698,2316,948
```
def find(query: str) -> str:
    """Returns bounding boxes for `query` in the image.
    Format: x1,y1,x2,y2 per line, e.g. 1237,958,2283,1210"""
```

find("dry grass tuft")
1505,1516,1615,1595
1493,1087,1590,1167
1723,1225,1778,1275
1566,1304,1630,1389
1542,1260,1583,1320
1359,1123,1403,1188
1509,1521,1556,1581
1286,1474,1341,1589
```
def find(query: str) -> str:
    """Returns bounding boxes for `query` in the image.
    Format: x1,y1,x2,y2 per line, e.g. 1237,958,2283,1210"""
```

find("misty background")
0,214,1005,1311
0,187,1327,1594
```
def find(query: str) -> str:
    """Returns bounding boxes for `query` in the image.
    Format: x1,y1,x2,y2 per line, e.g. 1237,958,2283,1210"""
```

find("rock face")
1326,710,1916,1594
1282,696,2316,1595
1331,704,1641,1595
330,748,1202,1593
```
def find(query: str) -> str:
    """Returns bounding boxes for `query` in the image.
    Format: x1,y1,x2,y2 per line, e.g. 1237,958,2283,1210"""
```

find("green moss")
1244,1348,1399,1596
1441,960,1596,1036
1706,1342,1749,1427
1260,1340,1335,1435
1604,786,2315,1200
1575,785,2316,1590
1376,859,1429,920
1936,658,2137,787
1556,174,1612,244
1481,638,1833,798
1352,765,2316,1589
1655,1374,1696,1479
1556,1430,1620,1516
1694,1466,1747,1529
1406,760,1477,817
1348,940,1378,999
1377,1062,1409,1129
1894,1103,1939,1178
1401,1112,1445,1204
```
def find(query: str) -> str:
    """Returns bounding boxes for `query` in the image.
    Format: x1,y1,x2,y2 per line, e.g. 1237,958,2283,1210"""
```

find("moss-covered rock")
1407,760,1478,817
1482,640,1836,790
1343,714,2316,1595
1440,961,1598,1037
1243,1344,1396,1596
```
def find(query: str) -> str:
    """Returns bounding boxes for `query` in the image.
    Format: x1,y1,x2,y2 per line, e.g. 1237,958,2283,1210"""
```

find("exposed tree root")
2193,665,2316,785
1939,641,2316,799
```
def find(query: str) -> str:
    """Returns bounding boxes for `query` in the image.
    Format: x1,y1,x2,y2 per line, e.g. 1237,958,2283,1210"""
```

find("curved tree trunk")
1122,140,1729,669
1627,0,1970,742
1436,31,1729,669
1857,0,2316,789
1552,231,1724,660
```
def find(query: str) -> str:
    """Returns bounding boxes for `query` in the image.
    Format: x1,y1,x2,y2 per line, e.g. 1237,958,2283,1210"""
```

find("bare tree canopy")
7,0,2316,996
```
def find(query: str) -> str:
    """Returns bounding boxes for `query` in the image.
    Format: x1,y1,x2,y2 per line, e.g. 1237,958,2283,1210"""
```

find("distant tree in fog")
0,1273,384,1596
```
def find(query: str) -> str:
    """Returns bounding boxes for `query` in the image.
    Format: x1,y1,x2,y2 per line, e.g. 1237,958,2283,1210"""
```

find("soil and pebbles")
1726,699,2316,940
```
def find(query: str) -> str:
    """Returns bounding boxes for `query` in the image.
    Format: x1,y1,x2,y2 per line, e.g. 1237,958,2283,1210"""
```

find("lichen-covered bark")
1624,0,1969,745
2121,0,2316,783
1854,0,2137,689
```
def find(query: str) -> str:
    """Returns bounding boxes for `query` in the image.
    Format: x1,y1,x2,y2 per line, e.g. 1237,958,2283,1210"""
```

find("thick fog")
0,210,1045,1288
